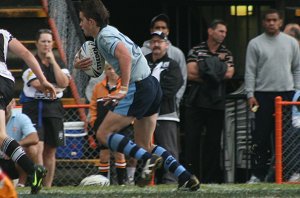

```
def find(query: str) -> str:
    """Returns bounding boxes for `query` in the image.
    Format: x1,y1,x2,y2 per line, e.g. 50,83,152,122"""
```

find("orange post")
275,96,283,184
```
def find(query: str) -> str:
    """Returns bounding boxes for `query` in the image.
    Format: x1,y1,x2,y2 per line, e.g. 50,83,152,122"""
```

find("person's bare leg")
133,114,158,152
42,144,56,187
96,111,160,187
99,149,110,178
0,109,46,193
0,110,7,145
97,111,134,145
36,142,44,165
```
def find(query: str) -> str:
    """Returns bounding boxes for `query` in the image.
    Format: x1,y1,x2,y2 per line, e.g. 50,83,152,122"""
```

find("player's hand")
74,56,92,70
101,86,128,106
41,80,57,99
100,93,123,106
248,97,259,112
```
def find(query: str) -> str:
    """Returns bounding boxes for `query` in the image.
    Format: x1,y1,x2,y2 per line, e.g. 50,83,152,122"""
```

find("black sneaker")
178,175,200,191
29,165,47,194
136,154,163,187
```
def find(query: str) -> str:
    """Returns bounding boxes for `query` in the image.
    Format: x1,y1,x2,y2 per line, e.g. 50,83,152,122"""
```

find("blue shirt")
6,109,37,141
95,25,150,83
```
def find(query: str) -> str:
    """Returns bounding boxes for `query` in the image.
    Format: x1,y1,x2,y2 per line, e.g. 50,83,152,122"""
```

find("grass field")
16,184,300,198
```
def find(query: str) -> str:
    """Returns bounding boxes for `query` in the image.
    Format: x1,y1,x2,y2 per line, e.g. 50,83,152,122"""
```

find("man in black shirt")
184,19,234,183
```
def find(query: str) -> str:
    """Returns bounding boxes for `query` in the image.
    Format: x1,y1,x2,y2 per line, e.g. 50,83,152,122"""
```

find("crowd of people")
0,0,300,196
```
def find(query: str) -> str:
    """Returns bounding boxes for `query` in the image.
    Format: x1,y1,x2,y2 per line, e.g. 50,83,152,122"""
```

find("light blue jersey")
6,110,37,141
95,25,150,83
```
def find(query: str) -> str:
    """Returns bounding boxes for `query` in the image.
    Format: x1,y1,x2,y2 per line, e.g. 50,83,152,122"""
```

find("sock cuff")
115,161,126,168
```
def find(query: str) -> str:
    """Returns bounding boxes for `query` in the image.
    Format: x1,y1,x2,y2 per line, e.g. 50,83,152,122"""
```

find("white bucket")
63,121,86,137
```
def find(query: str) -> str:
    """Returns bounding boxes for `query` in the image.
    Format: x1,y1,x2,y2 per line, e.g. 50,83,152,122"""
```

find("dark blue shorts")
114,75,162,120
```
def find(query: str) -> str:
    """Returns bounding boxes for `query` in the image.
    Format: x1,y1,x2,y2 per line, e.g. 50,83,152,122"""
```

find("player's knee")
96,130,107,145
24,144,38,157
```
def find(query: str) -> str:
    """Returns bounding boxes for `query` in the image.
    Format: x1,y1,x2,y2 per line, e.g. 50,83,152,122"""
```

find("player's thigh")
97,111,134,141
0,110,6,139
0,77,14,139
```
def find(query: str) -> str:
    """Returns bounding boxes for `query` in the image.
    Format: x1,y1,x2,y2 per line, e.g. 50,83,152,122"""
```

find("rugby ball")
79,174,110,186
76,41,105,78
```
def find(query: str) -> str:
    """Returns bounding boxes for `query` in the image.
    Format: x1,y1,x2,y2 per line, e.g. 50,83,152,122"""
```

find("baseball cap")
150,13,170,28
150,31,168,40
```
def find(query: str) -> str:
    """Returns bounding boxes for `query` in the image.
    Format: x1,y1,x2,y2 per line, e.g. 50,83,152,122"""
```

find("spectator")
282,23,300,182
184,19,234,183
89,63,127,185
245,9,300,183
75,0,199,191
0,99,39,187
0,28,55,194
20,28,70,187
141,13,187,110
145,31,183,184
284,23,300,45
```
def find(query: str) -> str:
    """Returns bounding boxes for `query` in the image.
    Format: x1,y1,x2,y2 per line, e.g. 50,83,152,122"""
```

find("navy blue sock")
152,145,191,183
107,133,151,161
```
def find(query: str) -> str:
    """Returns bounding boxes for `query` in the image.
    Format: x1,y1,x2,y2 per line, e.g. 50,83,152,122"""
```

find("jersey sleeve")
17,114,37,138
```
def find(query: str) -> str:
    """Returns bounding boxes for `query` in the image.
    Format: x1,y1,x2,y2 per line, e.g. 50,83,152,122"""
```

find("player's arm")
8,38,56,99
26,77,43,92
114,42,131,88
19,133,39,147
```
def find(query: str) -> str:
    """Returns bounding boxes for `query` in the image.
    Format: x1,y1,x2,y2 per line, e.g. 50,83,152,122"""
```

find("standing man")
74,0,199,191
21,29,70,187
184,19,234,183
245,9,300,183
141,13,187,114
0,28,56,194
145,31,183,184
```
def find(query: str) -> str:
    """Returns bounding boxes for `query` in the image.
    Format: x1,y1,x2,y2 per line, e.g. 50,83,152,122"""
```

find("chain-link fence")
53,104,137,186
47,0,91,98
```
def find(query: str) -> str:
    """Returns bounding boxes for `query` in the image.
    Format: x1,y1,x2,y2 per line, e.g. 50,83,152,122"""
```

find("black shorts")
114,75,162,119
0,76,14,110
0,159,18,180
38,117,65,147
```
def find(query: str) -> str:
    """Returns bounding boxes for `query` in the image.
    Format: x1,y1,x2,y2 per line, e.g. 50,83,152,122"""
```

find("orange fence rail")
275,96,300,184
